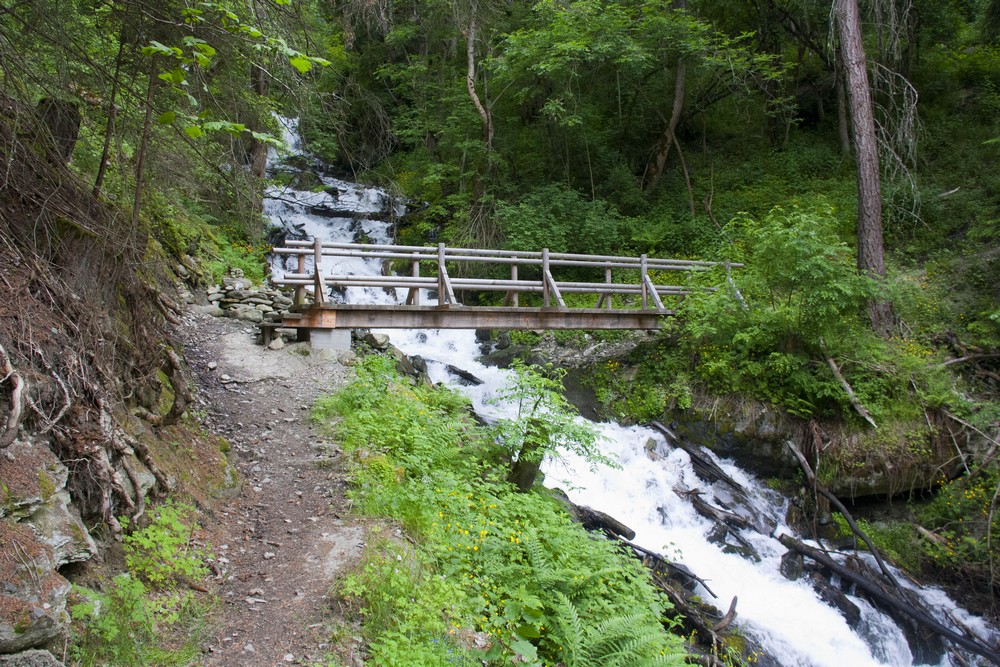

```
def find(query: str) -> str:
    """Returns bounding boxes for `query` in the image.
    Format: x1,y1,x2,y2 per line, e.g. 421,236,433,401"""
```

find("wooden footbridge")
268,240,738,345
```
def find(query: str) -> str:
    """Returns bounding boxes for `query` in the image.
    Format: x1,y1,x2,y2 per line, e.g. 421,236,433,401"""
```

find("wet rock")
445,365,483,386
779,550,804,580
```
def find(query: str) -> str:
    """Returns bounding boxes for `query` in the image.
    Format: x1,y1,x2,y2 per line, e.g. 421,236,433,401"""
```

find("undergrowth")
68,501,213,666
313,354,687,667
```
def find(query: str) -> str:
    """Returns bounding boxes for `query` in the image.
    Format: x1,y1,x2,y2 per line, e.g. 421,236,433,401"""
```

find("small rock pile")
202,269,295,325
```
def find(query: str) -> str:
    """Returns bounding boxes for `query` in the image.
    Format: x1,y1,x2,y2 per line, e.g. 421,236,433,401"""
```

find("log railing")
271,240,741,313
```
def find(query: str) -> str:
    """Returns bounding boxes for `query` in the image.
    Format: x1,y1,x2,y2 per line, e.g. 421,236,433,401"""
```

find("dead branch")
787,441,899,587
939,353,1000,368
819,338,878,428
0,342,25,451
778,533,1000,664
712,596,739,632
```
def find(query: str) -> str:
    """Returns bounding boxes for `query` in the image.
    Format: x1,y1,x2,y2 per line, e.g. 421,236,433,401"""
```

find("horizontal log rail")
271,240,741,319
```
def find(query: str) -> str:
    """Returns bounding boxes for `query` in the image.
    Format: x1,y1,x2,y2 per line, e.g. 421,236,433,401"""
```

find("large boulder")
0,441,95,654
0,440,96,566
0,520,72,654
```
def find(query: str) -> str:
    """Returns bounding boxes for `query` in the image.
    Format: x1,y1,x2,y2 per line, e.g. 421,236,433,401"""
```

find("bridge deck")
287,304,669,331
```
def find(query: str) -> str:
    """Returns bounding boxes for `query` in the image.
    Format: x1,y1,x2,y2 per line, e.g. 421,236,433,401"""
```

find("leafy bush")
917,466,1000,587
320,354,687,666
677,204,961,423
70,574,201,667
495,184,630,256
122,501,212,589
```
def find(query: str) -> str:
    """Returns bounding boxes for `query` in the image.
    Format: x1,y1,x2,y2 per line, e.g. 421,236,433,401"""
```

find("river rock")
363,332,391,350
0,649,63,666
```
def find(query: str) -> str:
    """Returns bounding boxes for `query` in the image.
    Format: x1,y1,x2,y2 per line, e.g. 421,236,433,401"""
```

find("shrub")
320,355,687,666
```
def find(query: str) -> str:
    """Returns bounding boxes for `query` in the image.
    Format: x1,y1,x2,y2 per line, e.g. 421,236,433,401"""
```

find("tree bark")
464,0,493,149
94,33,126,197
645,58,686,189
835,0,894,335
132,60,157,229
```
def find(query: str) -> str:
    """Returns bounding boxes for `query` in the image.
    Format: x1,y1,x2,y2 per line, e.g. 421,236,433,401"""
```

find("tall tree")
835,0,893,335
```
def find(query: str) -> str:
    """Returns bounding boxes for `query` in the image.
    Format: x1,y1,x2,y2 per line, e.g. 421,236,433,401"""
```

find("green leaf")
142,40,182,58
288,55,313,74
184,125,204,139
156,111,176,125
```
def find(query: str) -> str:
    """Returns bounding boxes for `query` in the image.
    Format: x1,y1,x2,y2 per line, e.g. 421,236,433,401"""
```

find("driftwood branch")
712,596,739,632
939,353,1000,368
0,342,25,451
787,442,899,587
819,338,877,428
778,533,1000,664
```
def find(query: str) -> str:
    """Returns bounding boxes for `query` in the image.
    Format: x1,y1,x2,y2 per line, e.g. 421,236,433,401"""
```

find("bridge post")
542,248,550,308
437,243,446,306
640,253,648,309
504,264,519,307
606,265,614,309
294,252,306,306
313,237,326,305
407,252,420,305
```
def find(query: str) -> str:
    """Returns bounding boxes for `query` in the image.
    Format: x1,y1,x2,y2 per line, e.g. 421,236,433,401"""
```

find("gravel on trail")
178,308,368,667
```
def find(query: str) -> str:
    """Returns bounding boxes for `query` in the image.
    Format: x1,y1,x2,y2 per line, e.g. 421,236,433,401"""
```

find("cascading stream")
265,119,997,667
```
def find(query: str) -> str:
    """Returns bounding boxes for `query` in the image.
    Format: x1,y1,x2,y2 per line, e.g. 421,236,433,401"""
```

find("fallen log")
650,421,749,501
778,533,1000,664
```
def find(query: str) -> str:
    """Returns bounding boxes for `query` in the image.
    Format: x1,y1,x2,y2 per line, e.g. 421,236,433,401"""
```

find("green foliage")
917,467,1000,586
201,228,270,285
122,501,212,589
677,205,961,423
495,185,631,256
488,361,613,484
69,574,202,667
320,355,687,666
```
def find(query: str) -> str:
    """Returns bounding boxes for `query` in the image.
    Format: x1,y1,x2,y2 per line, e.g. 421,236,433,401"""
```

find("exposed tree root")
0,342,25,452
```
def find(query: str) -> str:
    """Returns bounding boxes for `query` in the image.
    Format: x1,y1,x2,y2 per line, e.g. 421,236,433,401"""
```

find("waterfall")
265,119,997,667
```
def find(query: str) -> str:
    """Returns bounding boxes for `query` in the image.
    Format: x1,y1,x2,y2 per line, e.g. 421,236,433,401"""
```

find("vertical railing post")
411,252,421,305
605,264,613,310
437,242,446,306
640,253,648,309
313,237,326,305
542,247,551,308
511,263,519,307
294,252,306,306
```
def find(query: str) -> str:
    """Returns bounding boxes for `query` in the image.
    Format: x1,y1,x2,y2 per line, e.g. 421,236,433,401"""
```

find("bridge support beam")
286,304,670,332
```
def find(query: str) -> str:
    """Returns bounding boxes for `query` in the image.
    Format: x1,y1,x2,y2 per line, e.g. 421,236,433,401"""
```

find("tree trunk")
94,33,126,197
464,0,493,149
644,58,686,190
132,60,157,229
835,0,894,335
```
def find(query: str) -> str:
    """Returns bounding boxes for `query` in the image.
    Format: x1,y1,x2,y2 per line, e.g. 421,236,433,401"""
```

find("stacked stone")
205,269,294,325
